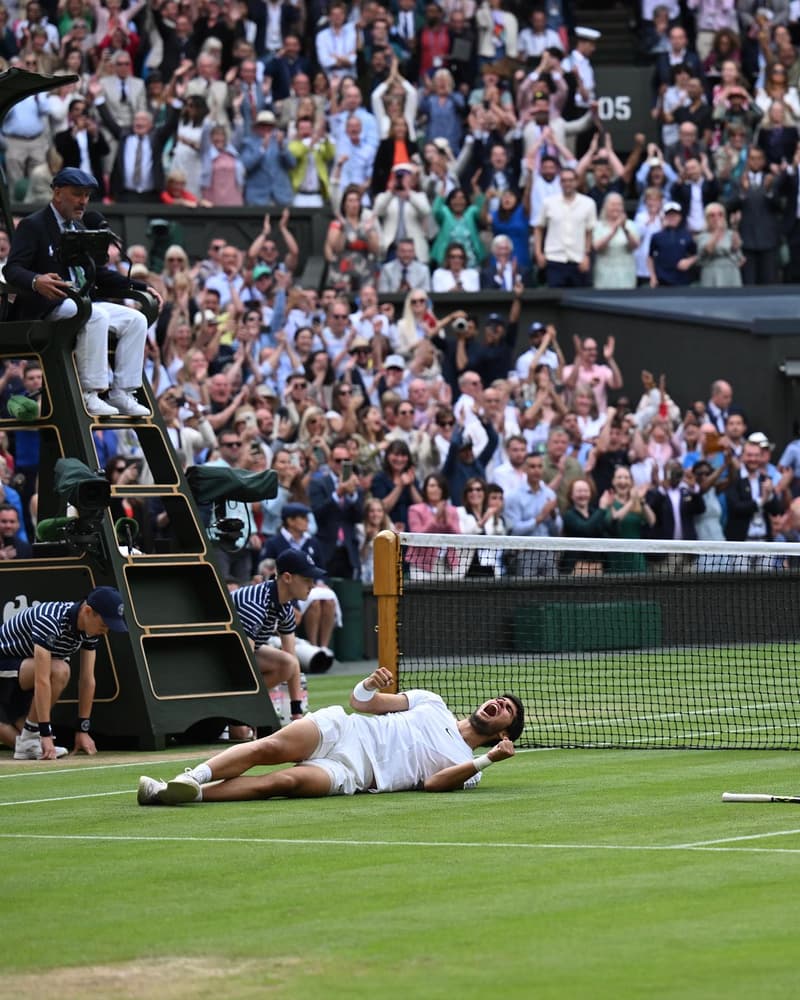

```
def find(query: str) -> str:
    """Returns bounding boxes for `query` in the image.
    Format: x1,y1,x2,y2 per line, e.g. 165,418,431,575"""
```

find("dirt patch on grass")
4,957,303,998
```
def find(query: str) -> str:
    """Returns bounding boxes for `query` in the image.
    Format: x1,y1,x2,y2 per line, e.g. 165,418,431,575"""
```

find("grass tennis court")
401,644,800,749
2,674,800,999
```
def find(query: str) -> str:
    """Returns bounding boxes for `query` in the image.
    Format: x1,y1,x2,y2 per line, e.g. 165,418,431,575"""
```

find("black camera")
214,516,245,545
59,228,113,269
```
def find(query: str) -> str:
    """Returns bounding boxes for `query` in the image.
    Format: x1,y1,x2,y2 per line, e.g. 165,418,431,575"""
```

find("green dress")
605,501,648,573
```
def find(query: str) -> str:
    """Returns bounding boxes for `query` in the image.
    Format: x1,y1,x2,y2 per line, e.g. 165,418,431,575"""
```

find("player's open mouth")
482,701,500,718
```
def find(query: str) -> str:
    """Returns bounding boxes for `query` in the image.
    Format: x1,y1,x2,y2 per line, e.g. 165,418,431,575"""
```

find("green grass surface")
2,675,800,998
402,645,800,749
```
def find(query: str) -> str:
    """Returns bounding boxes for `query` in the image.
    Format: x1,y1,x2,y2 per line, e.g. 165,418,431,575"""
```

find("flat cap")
51,167,99,189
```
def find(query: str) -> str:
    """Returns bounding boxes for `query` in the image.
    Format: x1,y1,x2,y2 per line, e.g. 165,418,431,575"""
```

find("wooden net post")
373,529,402,693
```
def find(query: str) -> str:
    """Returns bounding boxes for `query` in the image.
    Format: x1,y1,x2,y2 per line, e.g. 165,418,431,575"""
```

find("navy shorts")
0,655,30,726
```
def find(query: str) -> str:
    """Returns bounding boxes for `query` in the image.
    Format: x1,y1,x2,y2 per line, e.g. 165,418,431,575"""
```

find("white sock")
188,764,212,785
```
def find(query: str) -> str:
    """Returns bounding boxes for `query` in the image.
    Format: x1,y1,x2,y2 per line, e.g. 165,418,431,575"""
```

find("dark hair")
445,187,467,209
340,183,363,208
504,693,525,742
422,471,449,501
461,476,487,508
304,349,335,386
476,692,526,746
382,438,412,472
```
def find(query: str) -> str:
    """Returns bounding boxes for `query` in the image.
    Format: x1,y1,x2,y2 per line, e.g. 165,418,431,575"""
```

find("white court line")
672,828,800,848
0,832,800,854
0,790,133,806
0,755,207,779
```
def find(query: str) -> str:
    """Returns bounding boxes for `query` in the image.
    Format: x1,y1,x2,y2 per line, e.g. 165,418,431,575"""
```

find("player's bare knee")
51,659,70,690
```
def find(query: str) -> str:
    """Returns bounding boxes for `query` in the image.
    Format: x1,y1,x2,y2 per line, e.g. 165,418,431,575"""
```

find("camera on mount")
211,515,246,549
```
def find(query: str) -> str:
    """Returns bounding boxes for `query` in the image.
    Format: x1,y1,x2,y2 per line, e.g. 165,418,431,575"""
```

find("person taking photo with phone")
309,438,364,578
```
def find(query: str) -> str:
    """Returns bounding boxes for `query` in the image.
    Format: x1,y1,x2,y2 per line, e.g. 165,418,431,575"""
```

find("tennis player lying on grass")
138,667,524,804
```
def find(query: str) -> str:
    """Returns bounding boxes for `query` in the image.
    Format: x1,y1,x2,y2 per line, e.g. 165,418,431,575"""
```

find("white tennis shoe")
160,769,202,805
13,730,68,760
137,775,168,805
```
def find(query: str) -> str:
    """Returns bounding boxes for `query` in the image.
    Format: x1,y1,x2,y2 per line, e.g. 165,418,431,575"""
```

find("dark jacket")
724,472,782,541
308,469,363,577
53,126,110,188
443,421,499,502
646,485,705,541
670,177,719,216
261,529,324,566
5,204,147,320
98,102,180,200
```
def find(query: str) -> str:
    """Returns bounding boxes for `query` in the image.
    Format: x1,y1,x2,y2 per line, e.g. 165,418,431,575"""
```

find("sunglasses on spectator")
467,486,484,492
332,312,349,319
438,420,455,427
211,243,225,251
221,440,242,448
338,387,353,394
398,408,414,415
411,298,426,304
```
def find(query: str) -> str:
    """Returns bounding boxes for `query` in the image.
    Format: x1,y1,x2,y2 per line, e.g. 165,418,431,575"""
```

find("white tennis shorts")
304,705,375,796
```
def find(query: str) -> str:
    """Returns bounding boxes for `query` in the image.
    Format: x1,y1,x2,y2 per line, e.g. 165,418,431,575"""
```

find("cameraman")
5,167,161,417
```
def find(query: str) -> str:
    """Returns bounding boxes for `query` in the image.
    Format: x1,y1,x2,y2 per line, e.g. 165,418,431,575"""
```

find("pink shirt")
562,362,615,412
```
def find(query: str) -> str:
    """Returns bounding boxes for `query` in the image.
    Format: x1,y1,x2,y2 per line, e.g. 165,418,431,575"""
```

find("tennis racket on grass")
722,792,800,803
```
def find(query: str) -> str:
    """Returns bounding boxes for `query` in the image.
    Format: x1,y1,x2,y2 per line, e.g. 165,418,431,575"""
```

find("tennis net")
383,533,800,749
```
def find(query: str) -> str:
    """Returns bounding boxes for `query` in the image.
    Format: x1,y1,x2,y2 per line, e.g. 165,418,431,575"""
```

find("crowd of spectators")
6,2,800,287
3,1,800,590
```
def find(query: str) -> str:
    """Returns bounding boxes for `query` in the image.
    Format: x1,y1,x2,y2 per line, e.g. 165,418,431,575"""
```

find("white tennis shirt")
342,690,480,792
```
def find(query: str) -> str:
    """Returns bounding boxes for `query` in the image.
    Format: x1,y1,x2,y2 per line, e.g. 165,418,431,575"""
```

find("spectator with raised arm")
374,163,432,265
562,335,623,414
598,465,656,573
239,109,295,208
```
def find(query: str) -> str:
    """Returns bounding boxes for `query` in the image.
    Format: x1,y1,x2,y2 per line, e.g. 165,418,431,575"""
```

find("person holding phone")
308,439,364,578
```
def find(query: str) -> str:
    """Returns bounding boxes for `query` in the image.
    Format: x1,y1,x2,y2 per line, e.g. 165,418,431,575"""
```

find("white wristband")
473,754,493,772
353,680,376,702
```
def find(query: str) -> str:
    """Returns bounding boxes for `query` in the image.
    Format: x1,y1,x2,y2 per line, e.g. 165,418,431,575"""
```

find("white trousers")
50,297,148,392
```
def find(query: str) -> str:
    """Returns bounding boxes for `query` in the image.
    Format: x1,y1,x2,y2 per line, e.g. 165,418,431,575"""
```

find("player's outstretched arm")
349,668,409,715
423,738,516,793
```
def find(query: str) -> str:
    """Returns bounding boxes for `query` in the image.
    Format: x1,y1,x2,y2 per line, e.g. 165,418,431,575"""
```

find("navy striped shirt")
232,581,295,647
0,601,98,660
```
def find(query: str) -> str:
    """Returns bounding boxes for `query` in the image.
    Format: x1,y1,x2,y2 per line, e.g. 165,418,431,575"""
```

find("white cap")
748,431,774,449
575,26,601,41
384,354,405,370
663,201,683,214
